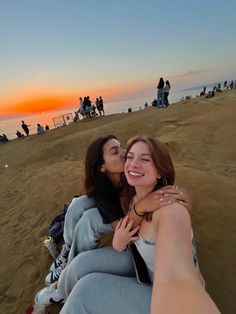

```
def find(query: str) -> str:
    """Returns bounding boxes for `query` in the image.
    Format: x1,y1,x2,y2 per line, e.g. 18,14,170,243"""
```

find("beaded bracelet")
133,204,145,217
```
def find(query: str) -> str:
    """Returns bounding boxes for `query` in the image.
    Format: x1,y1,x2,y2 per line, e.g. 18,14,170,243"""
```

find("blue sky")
0,0,236,116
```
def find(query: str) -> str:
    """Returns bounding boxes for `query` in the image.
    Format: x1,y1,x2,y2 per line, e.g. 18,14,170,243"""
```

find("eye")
141,158,151,162
126,155,133,159
111,148,119,155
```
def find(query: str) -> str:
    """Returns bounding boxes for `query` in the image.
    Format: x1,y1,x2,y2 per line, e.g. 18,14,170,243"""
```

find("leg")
60,273,152,314
58,247,135,299
67,207,113,262
63,196,96,245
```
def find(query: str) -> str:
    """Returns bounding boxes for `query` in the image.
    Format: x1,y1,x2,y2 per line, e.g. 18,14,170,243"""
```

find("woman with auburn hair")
44,136,208,314
36,135,191,305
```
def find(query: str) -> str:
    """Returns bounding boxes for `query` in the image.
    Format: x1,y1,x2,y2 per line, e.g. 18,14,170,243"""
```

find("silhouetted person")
152,99,157,107
157,77,165,108
37,123,45,134
21,121,30,136
99,96,105,115
45,125,50,130
0,134,8,142
73,112,79,123
163,80,171,107
16,130,24,138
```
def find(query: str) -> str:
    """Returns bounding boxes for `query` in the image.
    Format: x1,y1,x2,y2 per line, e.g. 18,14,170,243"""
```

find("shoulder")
152,203,191,228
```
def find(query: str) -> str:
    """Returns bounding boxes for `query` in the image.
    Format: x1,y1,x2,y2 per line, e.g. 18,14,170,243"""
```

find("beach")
0,90,235,314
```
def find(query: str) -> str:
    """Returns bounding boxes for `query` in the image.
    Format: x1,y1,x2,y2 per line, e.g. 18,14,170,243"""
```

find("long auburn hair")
123,136,175,221
84,134,119,197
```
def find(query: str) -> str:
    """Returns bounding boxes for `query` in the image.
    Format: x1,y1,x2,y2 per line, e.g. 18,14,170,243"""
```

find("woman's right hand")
112,216,140,252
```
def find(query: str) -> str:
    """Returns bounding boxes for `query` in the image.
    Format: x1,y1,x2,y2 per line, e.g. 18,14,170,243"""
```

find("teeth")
129,171,143,177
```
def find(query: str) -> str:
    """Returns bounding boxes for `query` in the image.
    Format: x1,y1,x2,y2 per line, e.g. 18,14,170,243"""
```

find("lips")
128,171,144,177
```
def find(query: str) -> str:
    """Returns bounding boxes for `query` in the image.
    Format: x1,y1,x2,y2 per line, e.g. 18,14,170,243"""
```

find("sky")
0,0,236,118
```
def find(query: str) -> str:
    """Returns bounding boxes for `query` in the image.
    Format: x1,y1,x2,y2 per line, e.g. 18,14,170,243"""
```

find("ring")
160,198,164,202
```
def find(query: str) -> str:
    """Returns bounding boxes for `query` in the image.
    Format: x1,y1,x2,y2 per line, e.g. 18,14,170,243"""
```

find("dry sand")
0,90,235,314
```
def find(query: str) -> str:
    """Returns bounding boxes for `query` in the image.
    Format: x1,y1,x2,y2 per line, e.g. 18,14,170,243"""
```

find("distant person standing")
21,121,30,136
95,97,102,116
163,80,171,107
157,77,164,108
99,96,105,115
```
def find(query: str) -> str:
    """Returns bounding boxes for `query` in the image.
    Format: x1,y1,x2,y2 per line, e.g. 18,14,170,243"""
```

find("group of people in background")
156,77,171,108
78,96,105,119
15,121,50,139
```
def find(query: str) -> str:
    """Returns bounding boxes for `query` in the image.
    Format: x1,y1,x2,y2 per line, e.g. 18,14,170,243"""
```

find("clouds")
171,69,216,79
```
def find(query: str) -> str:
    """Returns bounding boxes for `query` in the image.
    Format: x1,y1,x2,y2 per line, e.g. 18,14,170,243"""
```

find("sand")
0,90,235,314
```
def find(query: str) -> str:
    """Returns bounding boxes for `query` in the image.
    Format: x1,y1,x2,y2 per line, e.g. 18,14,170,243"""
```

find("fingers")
130,236,140,242
115,218,123,230
120,215,130,228
129,225,140,236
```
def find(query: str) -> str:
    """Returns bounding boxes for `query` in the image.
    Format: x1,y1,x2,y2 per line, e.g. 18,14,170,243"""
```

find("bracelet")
133,204,145,217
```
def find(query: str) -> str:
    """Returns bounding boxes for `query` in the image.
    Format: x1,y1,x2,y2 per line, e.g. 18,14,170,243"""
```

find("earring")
162,178,168,186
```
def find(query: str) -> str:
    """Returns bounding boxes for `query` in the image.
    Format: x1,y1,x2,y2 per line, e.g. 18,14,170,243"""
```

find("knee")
66,196,96,220
79,208,102,229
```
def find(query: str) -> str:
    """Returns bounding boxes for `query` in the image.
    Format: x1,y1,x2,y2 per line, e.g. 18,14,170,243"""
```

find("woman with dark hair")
35,135,191,306
163,80,171,107
157,77,165,108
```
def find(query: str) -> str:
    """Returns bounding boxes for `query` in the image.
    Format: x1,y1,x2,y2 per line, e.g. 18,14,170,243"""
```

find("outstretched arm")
151,204,220,314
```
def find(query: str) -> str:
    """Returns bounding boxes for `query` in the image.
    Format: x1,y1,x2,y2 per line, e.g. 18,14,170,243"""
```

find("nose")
120,149,126,157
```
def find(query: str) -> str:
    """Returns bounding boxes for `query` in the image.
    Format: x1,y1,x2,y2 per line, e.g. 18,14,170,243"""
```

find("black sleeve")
93,193,124,224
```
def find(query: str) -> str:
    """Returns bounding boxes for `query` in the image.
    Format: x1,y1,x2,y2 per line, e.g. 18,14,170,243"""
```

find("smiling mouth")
128,171,144,177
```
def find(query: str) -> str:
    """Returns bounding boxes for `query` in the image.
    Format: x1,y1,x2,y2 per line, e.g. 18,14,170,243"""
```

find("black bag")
47,196,80,242
47,202,70,243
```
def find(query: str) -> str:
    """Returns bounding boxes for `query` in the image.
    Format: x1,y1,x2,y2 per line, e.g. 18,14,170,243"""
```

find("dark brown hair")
124,136,175,221
84,134,118,197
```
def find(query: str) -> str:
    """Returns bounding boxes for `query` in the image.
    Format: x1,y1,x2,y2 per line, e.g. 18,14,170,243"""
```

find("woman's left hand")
112,216,140,252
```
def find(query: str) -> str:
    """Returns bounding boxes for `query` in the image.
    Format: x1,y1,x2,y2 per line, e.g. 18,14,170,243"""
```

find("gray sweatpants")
59,247,152,314
63,196,113,262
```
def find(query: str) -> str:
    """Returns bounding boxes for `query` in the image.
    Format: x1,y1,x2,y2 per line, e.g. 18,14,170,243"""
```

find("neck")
135,185,155,201
107,173,122,187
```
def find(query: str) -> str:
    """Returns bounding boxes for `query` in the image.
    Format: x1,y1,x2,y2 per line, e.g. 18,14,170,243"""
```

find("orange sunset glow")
1,81,153,117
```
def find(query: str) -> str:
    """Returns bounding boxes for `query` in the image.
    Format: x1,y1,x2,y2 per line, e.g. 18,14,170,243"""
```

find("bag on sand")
46,196,80,243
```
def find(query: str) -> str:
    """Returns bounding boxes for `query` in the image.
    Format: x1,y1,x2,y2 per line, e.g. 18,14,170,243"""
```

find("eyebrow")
108,145,120,152
127,152,151,156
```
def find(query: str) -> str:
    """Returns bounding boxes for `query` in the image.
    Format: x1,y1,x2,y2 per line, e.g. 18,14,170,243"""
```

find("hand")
159,185,192,212
135,190,173,215
112,216,140,252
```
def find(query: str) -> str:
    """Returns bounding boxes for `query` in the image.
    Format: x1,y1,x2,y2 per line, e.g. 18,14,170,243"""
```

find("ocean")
0,85,212,140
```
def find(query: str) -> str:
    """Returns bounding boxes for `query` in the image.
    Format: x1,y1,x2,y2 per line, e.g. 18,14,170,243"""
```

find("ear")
100,164,105,173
